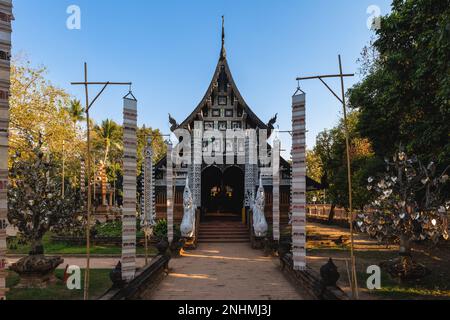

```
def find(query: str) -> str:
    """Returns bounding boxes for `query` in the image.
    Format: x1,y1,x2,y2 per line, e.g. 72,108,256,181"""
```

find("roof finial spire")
220,15,226,60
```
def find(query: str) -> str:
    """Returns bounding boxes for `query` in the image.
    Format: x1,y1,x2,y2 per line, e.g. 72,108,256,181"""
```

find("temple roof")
175,18,269,131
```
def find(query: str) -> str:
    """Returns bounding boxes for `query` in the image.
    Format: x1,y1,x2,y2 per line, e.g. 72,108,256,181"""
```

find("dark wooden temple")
154,19,323,231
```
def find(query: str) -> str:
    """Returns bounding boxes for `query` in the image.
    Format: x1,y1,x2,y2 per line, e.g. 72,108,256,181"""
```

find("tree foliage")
8,136,81,255
312,111,383,210
348,0,450,167
9,61,85,187
357,150,449,277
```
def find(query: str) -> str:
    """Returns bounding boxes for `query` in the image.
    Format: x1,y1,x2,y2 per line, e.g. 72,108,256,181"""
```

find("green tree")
8,135,81,255
306,150,324,203
9,61,85,190
348,0,450,168
314,111,383,220
93,119,122,165
65,99,85,130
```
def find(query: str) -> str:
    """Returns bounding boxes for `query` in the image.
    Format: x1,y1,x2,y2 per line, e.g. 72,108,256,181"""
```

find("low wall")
280,253,349,300
50,235,157,247
99,255,170,300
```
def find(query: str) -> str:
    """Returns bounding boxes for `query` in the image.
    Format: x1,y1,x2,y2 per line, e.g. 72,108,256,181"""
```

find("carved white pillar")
0,0,12,300
192,121,203,208
245,130,257,207
121,93,138,281
166,141,174,243
143,137,155,230
272,136,281,241
291,90,307,271
80,160,85,205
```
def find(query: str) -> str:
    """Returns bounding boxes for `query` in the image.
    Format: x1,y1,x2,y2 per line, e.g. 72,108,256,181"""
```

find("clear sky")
12,0,392,153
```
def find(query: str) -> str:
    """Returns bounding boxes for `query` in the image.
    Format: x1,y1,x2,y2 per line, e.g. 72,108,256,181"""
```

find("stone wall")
99,255,170,300
280,254,349,300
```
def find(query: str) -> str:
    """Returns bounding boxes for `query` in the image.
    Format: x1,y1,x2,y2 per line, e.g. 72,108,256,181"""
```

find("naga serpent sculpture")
251,177,269,238
180,177,196,238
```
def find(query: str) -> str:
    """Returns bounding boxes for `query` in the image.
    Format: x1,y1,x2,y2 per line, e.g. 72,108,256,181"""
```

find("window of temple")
232,121,242,130
218,121,227,131
204,121,214,130
218,96,227,106
237,106,243,118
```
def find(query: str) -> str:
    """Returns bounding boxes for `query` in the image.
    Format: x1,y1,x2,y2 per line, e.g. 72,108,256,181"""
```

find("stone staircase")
198,218,250,244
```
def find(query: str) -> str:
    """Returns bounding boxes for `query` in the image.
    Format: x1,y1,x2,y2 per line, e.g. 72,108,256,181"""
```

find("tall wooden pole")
83,62,91,301
71,66,132,298
338,55,359,299
296,56,359,299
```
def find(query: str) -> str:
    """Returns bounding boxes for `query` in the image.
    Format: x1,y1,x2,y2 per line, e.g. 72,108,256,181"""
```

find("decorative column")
121,92,138,282
272,135,281,241
80,160,86,206
142,137,155,230
166,140,174,243
244,130,257,206
291,89,307,271
192,121,202,208
0,0,12,301
100,161,107,206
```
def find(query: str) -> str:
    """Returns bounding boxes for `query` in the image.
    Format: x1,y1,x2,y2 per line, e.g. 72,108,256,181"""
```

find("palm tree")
66,99,85,129
94,119,120,165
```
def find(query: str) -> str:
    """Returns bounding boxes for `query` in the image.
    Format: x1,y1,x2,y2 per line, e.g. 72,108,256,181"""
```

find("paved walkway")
147,243,308,300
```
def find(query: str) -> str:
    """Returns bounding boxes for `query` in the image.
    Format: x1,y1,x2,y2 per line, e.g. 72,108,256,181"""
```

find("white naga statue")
251,177,269,237
180,177,196,238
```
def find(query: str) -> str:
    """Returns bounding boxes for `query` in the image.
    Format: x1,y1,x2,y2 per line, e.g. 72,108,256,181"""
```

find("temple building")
0,0,12,300
154,19,322,236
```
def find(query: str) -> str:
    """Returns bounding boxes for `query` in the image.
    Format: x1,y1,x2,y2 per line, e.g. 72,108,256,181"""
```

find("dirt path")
147,243,308,300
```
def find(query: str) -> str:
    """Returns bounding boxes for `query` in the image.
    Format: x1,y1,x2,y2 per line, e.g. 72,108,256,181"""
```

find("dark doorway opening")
201,165,244,216
222,166,244,214
202,166,223,215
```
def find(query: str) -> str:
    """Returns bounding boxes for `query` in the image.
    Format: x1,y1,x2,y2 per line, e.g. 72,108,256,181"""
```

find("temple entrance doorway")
201,165,244,218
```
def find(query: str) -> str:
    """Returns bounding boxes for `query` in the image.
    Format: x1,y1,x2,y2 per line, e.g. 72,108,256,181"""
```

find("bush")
92,221,144,238
152,219,181,241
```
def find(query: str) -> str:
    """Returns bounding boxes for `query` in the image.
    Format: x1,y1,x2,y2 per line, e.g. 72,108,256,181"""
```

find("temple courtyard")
146,243,308,300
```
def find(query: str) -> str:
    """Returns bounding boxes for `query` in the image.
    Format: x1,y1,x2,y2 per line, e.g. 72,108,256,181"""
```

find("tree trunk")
399,234,413,271
30,238,44,255
327,204,336,224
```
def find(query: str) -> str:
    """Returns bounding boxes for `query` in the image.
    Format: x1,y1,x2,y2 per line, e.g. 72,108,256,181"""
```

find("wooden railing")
306,204,360,221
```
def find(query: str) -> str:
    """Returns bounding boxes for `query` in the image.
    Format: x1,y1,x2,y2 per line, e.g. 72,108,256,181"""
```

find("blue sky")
12,0,392,152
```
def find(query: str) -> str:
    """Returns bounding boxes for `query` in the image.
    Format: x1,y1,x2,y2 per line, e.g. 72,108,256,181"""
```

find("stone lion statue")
180,177,196,238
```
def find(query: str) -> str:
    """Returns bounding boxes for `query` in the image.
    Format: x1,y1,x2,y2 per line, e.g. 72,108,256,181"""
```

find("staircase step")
199,231,248,235
198,219,250,244
198,239,250,243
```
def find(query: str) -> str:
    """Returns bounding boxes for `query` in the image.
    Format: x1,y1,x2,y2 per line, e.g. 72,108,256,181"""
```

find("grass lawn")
307,223,450,300
6,269,112,300
8,233,157,256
